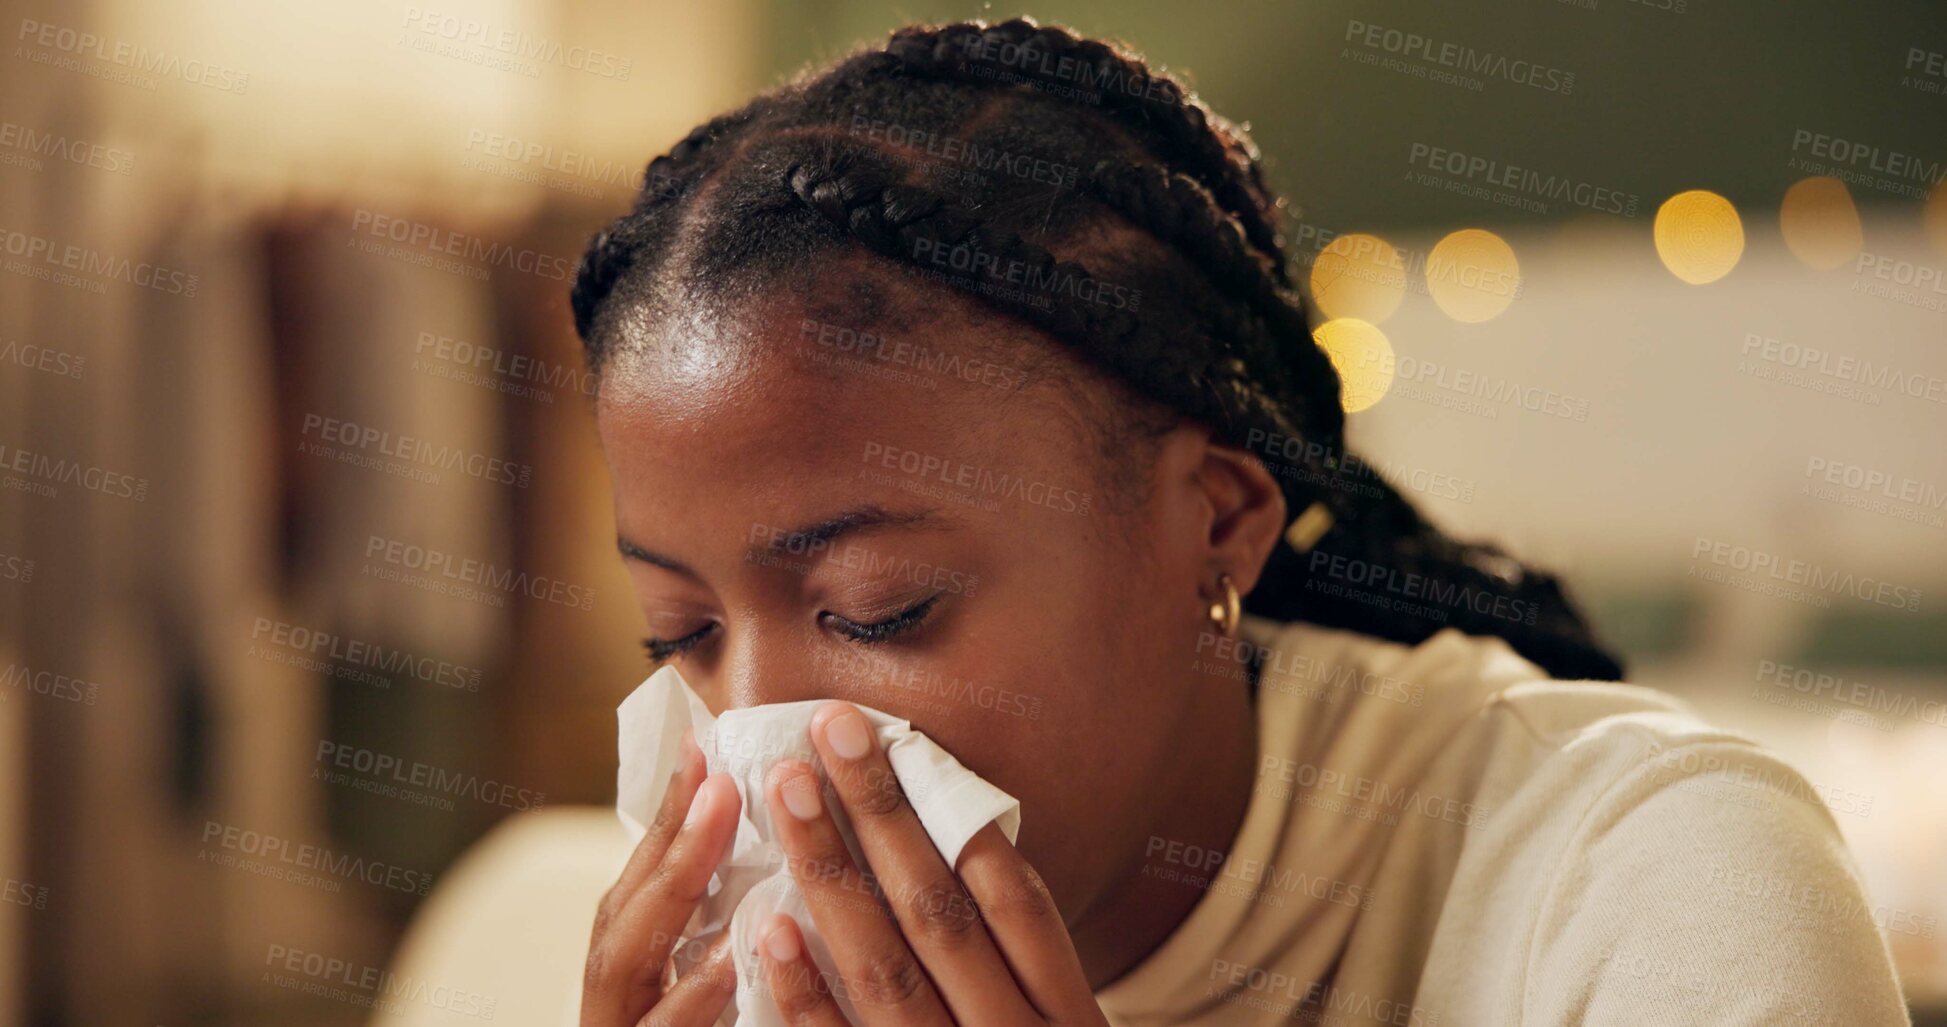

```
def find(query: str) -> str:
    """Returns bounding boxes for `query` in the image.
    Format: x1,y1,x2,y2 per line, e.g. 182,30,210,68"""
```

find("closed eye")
820,594,940,645
641,623,715,664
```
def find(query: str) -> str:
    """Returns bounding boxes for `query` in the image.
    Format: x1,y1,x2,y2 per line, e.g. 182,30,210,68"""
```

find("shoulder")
1239,619,1912,1024
1451,682,1909,1025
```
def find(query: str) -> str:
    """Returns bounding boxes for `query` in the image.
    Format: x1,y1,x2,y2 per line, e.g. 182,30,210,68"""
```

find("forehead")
593,289,1101,540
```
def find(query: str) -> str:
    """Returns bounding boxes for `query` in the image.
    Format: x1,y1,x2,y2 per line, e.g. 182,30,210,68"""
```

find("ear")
1159,426,1288,598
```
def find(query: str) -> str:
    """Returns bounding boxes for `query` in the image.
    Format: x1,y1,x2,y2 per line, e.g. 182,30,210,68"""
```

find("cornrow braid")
880,19,1287,274
571,19,1624,681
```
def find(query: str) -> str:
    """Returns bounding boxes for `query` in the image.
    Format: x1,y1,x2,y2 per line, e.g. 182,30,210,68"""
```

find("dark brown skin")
582,276,1288,1025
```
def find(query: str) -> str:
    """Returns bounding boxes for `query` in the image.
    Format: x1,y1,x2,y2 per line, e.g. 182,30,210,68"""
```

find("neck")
1068,644,1262,990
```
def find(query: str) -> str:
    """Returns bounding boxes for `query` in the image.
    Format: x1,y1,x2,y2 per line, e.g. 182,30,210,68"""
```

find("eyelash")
640,595,941,665
822,594,941,644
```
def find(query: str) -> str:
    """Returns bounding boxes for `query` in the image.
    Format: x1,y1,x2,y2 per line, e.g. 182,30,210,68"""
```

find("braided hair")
570,18,1623,681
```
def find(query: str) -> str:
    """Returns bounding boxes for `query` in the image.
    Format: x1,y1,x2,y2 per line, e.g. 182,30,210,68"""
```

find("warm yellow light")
1780,177,1863,270
1425,229,1521,322
1654,190,1744,284
1309,233,1406,323
1312,318,1394,414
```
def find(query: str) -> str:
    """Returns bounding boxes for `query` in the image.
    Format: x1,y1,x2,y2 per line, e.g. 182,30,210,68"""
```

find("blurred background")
0,0,1942,1024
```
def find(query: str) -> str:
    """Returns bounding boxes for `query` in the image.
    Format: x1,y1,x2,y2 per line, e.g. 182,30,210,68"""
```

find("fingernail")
684,774,723,828
764,918,800,962
825,710,871,760
681,726,699,759
780,773,823,821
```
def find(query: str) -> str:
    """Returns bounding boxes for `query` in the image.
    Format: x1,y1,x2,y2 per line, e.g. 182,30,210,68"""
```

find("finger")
955,824,1097,1022
585,772,741,1027
766,760,952,1026
613,727,708,900
807,703,1037,1025
757,915,852,1027
638,933,736,1027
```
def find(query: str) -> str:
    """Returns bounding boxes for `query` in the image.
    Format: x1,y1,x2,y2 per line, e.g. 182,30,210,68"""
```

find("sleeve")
1521,740,1911,1027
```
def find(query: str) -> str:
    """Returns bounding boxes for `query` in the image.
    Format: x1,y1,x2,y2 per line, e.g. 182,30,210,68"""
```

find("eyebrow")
616,503,943,575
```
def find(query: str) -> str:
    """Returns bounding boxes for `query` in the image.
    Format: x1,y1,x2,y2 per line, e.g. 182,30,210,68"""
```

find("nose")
715,623,833,712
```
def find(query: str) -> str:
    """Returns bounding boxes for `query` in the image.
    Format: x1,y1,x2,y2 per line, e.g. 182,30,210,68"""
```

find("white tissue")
615,665,1022,1026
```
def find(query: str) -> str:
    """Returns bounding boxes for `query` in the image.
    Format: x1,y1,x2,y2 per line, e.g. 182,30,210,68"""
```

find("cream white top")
373,618,1912,1027
1095,615,1910,1026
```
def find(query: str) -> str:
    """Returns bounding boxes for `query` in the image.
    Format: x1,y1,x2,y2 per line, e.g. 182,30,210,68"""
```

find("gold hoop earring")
1208,573,1241,637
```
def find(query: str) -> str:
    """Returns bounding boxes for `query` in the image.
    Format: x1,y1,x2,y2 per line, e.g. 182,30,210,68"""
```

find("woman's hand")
583,730,743,1027
756,701,1109,1026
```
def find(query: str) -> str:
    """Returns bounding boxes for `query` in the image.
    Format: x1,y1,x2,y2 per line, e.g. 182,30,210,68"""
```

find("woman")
571,19,1908,1026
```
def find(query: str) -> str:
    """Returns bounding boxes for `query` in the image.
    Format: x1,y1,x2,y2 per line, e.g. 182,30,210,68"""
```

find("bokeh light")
1312,317,1394,414
1654,189,1745,285
1426,228,1521,322
1309,233,1407,323
1780,176,1863,270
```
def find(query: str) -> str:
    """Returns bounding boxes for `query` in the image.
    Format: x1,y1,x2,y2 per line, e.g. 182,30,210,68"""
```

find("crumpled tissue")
615,664,1021,1026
